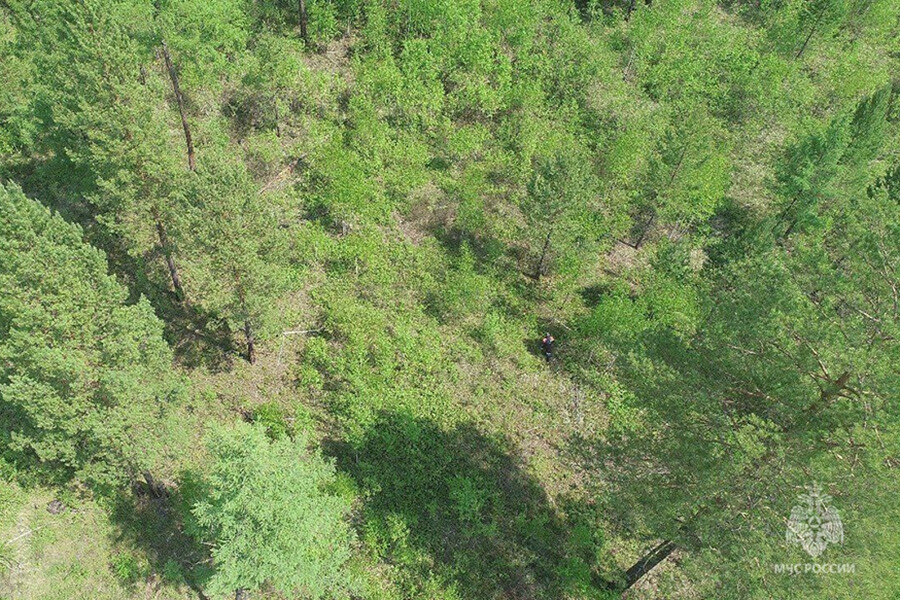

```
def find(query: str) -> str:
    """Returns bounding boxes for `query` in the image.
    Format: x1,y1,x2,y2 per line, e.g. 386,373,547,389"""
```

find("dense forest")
1,0,899,598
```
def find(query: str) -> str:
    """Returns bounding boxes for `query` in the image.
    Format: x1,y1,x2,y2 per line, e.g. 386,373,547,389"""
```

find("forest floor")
0,283,676,600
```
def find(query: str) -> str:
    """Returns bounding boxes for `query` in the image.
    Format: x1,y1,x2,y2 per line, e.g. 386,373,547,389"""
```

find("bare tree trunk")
782,215,800,239
232,269,257,364
273,101,281,137
161,41,195,171
667,146,688,187
809,370,852,412
795,2,829,60
244,320,256,365
771,195,802,241
535,227,554,281
141,470,168,499
622,540,676,590
298,0,309,44
633,213,655,249
152,208,185,301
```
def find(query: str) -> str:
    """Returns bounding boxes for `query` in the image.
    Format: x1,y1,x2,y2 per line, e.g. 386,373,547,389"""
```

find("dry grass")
0,484,193,600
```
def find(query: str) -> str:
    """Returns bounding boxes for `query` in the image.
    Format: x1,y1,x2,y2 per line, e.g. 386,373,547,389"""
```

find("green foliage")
189,422,356,599
178,156,294,359
251,402,292,440
448,474,493,525
571,148,900,594
162,558,185,583
520,145,606,279
110,552,145,584
1,0,899,598
0,183,180,487
341,412,574,599
155,0,252,88
767,0,851,58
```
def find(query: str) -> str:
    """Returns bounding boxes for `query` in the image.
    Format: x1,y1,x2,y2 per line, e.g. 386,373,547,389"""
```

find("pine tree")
179,158,292,363
574,164,900,591
627,107,731,247
0,183,180,486
6,0,191,299
520,146,605,280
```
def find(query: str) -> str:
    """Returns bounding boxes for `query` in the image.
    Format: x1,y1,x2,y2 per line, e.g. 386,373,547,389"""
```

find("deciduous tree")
189,422,356,599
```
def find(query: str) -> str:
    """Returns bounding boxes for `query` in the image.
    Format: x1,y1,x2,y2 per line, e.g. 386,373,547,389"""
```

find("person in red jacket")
540,333,555,363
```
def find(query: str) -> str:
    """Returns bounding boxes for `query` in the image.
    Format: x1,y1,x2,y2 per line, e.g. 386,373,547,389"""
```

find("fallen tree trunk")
622,539,676,590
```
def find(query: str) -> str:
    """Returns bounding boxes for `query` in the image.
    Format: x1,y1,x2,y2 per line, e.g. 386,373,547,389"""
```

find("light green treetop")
190,422,357,599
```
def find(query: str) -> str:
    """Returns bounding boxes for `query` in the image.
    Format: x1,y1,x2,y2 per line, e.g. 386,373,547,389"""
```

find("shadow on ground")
97,230,236,372
329,411,606,600
108,477,211,599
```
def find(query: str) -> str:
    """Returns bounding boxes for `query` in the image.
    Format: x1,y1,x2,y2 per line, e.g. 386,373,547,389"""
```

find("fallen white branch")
276,328,322,367
3,526,44,546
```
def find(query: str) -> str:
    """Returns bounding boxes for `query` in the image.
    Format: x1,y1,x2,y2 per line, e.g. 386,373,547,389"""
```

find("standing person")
540,332,555,363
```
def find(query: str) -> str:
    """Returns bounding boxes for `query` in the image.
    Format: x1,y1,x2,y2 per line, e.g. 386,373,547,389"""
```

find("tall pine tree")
0,183,181,486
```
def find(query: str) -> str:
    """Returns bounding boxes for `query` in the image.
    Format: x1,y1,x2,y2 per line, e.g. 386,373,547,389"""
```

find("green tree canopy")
0,183,180,486
189,422,357,599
